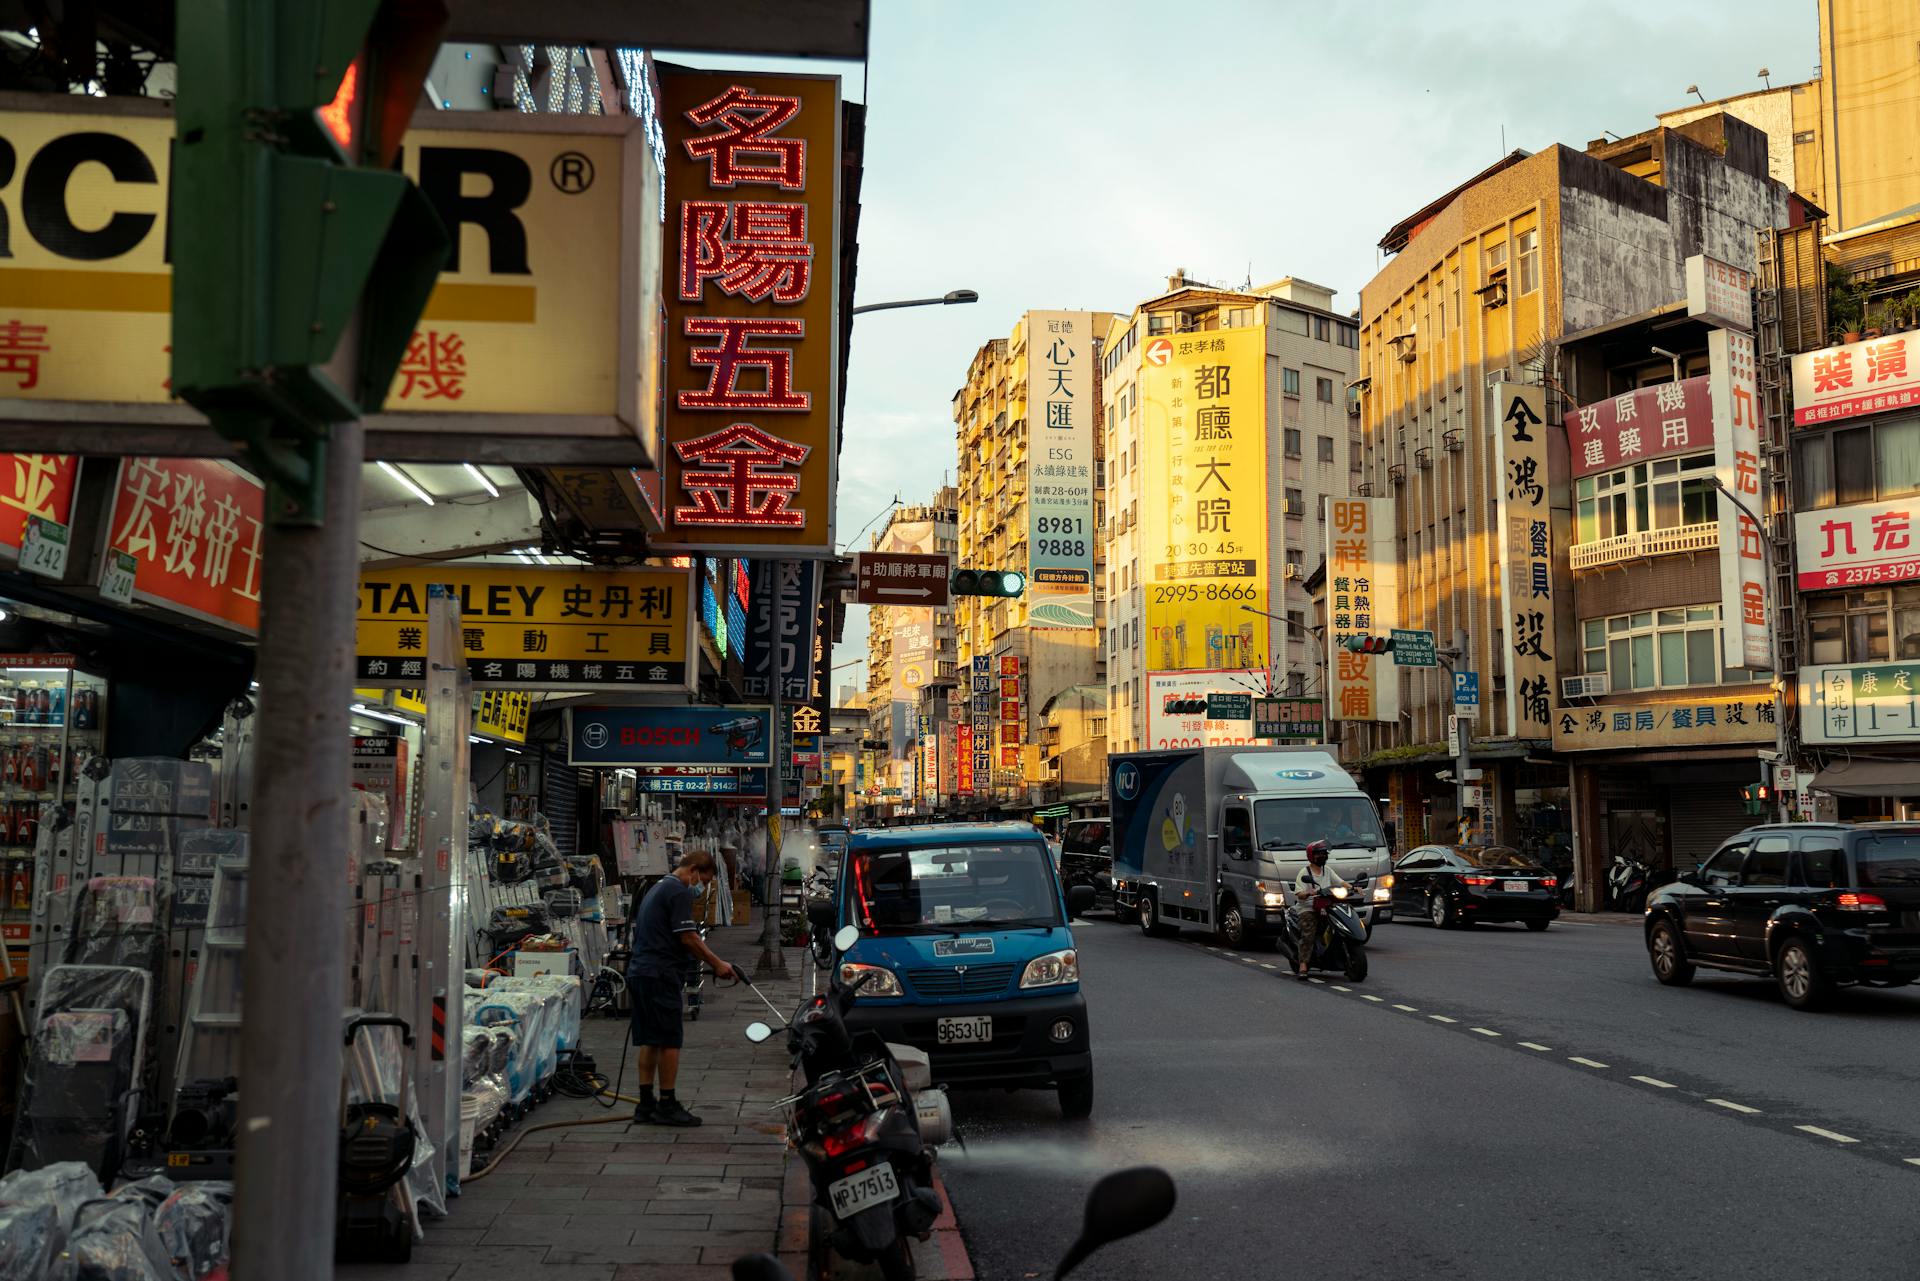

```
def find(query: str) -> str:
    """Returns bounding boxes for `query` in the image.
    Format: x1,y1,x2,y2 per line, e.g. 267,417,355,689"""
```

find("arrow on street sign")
854,551,951,607
874,586,936,599
1144,336,1173,367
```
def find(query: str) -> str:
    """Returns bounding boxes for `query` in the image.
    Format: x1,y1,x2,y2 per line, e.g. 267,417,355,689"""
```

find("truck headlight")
1020,949,1079,989
1372,886,1391,902
1262,891,1286,908
837,962,902,997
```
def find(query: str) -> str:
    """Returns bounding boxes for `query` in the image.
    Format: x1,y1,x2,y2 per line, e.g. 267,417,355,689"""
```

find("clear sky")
677,0,1819,701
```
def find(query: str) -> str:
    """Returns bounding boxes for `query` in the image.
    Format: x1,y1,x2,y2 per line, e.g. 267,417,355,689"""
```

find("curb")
776,1148,977,1280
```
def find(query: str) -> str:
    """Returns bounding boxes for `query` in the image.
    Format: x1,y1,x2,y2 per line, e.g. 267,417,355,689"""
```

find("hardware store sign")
356,566,694,690
567,706,773,768
1551,692,1776,751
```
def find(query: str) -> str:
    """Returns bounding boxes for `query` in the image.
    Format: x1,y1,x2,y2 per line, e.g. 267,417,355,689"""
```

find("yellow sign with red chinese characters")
1325,497,1400,723
1136,325,1269,670
0,100,661,454
656,70,841,555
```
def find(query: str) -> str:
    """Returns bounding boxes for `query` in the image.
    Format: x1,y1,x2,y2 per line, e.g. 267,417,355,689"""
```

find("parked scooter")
1607,854,1651,912
731,1165,1177,1281
1278,874,1372,982
742,926,948,1281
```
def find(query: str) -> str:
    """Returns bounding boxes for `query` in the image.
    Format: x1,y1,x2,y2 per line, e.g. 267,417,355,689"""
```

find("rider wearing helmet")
1290,839,1349,980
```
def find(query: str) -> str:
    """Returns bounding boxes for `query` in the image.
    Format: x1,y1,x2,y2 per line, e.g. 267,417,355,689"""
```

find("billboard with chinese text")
879,518,939,701
1791,333,1920,426
356,565,694,690
1025,310,1096,629
1145,669,1266,749
1798,661,1920,745
1492,382,1556,738
1325,497,1398,723
1709,330,1770,669
107,458,264,633
657,70,841,555
742,559,820,700
1795,499,1920,590
1564,377,1712,478
1138,326,1269,671
1552,690,1776,751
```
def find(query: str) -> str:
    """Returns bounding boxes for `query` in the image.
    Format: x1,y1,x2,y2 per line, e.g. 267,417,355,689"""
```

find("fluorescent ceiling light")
377,461,435,506
350,703,412,726
464,463,500,498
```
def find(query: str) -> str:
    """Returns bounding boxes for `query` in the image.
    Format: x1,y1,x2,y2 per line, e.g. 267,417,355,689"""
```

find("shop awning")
1807,760,1919,798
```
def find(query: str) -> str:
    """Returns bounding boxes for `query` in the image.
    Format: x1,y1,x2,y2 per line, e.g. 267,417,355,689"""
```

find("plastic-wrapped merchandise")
494,975,582,1053
62,879,168,973
107,759,214,818
0,1161,104,1232
51,1179,176,1281
9,968,150,1180
461,1029,493,1086
345,1019,439,1224
0,1203,60,1281
469,992,542,1104
152,1182,232,1281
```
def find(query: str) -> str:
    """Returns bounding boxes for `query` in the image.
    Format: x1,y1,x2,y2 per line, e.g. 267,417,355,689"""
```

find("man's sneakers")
650,1099,703,1127
631,1098,655,1125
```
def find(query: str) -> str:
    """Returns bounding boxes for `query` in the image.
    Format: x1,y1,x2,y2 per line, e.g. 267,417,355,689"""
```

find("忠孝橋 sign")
566,705,773,767
654,70,842,556
0,96,664,463
356,565,694,690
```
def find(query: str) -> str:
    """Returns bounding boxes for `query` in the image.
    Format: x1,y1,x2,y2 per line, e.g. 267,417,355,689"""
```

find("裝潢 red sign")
0,454,78,559
1564,377,1713,478
1792,333,1920,427
106,458,264,634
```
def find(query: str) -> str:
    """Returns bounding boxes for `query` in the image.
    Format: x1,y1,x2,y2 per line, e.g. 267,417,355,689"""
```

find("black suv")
1059,818,1112,914
1644,823,1920,1010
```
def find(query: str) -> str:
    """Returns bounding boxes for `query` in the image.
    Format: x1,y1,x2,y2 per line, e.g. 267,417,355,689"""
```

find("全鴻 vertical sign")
1325,497,1398,722
1026,310,1096,629
1492,382,1556,737
1138,325,1269,671
1709,329,1771,669
658,71,841,555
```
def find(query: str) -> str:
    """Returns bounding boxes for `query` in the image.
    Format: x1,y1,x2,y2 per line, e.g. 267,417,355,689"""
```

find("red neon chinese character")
1865,339,1907,384
678,317,809,411
0,320,51,390
679,200,813,303
672,422,811,527
1734,449,1759,495
1820,517,1856,558
397,331,467,400
1871,509,1911,551
1811,350,1853,392
682,86,806,189
1742,581,1766,626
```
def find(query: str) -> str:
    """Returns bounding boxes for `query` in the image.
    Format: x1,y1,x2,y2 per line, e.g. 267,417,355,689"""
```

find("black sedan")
1391,845,1560,930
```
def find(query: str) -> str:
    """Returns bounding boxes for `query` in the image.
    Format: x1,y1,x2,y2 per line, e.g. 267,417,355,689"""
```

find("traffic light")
1164,697,1208,714
173,0,453,516
952,569,1028,598
1740,782,1772,816
1341,635,1394,654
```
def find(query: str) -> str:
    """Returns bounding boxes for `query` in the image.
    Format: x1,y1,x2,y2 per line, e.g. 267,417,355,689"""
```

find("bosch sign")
566,706,772,768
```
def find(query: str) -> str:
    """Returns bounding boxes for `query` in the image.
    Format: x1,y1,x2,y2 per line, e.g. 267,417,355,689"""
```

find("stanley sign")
0,94,662,459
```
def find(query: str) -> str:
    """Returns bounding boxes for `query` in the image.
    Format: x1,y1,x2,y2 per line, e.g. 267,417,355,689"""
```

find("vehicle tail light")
1541,877,1558,888
1459,875,1495,886
822,1112,886,1157
1835,892,1887,912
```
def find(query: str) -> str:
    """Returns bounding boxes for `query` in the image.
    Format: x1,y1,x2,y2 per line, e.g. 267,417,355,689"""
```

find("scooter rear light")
1835,892,1887,912
1459,875,1495,887
822,1112,886,1158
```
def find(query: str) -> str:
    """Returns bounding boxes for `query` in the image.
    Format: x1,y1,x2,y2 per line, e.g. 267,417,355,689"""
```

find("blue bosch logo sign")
1115,762,1141,800
1275,769,1324,781
582,722,610,750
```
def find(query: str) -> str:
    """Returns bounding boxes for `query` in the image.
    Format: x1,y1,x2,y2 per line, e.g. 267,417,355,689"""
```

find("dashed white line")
1360,994,1384,1002
1429,1014,1458,1024
1259,963,1277,970
1707,1099,1761,1114
1470,1027,1501,1038
1392,1003,1419,1012
1631,1075,1676,1089
1331,985,1351,992
1903,1158,1920,1168
1307,977,1325,984
1569,1056,1610,1069
1795,1125,1859,1144
1519,1042,1552,1052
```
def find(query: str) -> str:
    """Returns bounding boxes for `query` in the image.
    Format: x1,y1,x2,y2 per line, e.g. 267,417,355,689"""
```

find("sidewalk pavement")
342,922,973,1281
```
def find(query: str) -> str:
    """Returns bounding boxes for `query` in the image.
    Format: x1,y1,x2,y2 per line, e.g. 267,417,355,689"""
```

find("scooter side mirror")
744,1022,775,1044
730,1253,792,1281
832,925,861,954
1055,1166,1176,1278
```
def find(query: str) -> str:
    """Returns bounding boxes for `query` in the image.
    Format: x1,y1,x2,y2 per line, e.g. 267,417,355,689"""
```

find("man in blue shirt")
628,849,736,1126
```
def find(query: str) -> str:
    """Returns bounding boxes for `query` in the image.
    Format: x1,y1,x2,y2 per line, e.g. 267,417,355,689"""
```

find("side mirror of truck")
1381,821,1397,849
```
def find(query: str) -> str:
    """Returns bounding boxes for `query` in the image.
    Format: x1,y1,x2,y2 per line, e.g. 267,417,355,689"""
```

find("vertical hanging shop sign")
742,559,820,699
657,70,841,555
970,654,993,789
1709,330,1771,670
1491,382,1556,738
1027,310,1097,629
1325,497,1399,722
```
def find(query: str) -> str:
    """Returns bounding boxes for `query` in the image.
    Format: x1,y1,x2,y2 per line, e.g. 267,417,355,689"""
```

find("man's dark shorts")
629,974,684,1049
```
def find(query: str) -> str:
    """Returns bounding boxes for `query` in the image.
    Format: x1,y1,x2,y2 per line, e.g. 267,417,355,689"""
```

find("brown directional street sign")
854,551,950,607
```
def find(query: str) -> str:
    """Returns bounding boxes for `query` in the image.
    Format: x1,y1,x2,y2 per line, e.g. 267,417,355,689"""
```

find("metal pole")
1713,479,1789,816
232,422,362,1281
758,560,789,975
1455,629,1474,845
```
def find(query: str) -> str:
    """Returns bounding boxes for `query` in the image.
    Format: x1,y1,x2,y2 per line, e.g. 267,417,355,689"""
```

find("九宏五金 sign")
1025,310,1097,630
356,565,694,690
1709,330,1770,669
1552,692,1776,751
1138,325,1269,670
1326,497,1398,723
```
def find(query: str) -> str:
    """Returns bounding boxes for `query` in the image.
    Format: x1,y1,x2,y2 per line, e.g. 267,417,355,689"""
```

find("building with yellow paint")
862,490,958,817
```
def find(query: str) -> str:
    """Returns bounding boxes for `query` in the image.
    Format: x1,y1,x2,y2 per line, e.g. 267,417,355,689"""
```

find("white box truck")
1109,746,1395,948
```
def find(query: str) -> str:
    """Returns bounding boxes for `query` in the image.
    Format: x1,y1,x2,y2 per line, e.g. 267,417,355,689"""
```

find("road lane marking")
1795,1125,1859,1144
1707,1099,1761,1114
1631,1075,1676,1089
1259,963,1277,970
1308,977,1324,984
1470,1028,1501,1037
1429,1014,1458,1023
1569,1056,1610,1069
1904,1158,1920,1168
1392,1004,1419,1012
1360,995,1384,1002
1331,985,1351,992
1519,1042,1552,1052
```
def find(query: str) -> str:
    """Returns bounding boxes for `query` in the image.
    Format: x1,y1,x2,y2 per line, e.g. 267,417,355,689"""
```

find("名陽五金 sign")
1138,325,1269,671
1492,382,1555,737
1564,377,1713,478
1025,309,1098,630
657,70,842,554
357,565,694,690
1326,497,1399,723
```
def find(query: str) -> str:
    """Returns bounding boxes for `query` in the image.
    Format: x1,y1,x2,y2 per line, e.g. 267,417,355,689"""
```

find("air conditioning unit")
1561,673,1610,699
1283,563,1302,579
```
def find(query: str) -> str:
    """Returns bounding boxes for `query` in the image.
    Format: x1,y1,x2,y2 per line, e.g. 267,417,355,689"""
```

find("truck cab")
1111,748,1395,949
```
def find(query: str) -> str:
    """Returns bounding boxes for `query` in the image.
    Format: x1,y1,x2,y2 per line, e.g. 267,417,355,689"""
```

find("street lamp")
1710,477,1791,813
851,289,978,316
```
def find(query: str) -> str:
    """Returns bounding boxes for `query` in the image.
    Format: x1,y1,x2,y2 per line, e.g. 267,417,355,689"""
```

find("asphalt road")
936,911,1920,1281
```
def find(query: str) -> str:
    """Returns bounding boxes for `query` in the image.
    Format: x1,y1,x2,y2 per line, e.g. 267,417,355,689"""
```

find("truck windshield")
848,844,1063,932
1253,798,1384,851
1855,834,1920,886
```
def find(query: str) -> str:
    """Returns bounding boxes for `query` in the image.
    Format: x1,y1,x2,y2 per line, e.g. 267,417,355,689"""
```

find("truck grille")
907,964,1016,997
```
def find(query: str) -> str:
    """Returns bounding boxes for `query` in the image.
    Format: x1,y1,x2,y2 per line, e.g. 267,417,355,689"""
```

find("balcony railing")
1569,521,1719,571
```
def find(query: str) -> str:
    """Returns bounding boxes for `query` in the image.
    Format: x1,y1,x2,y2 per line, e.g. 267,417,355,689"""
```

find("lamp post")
851,289,978,316
1711,477,1791,816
